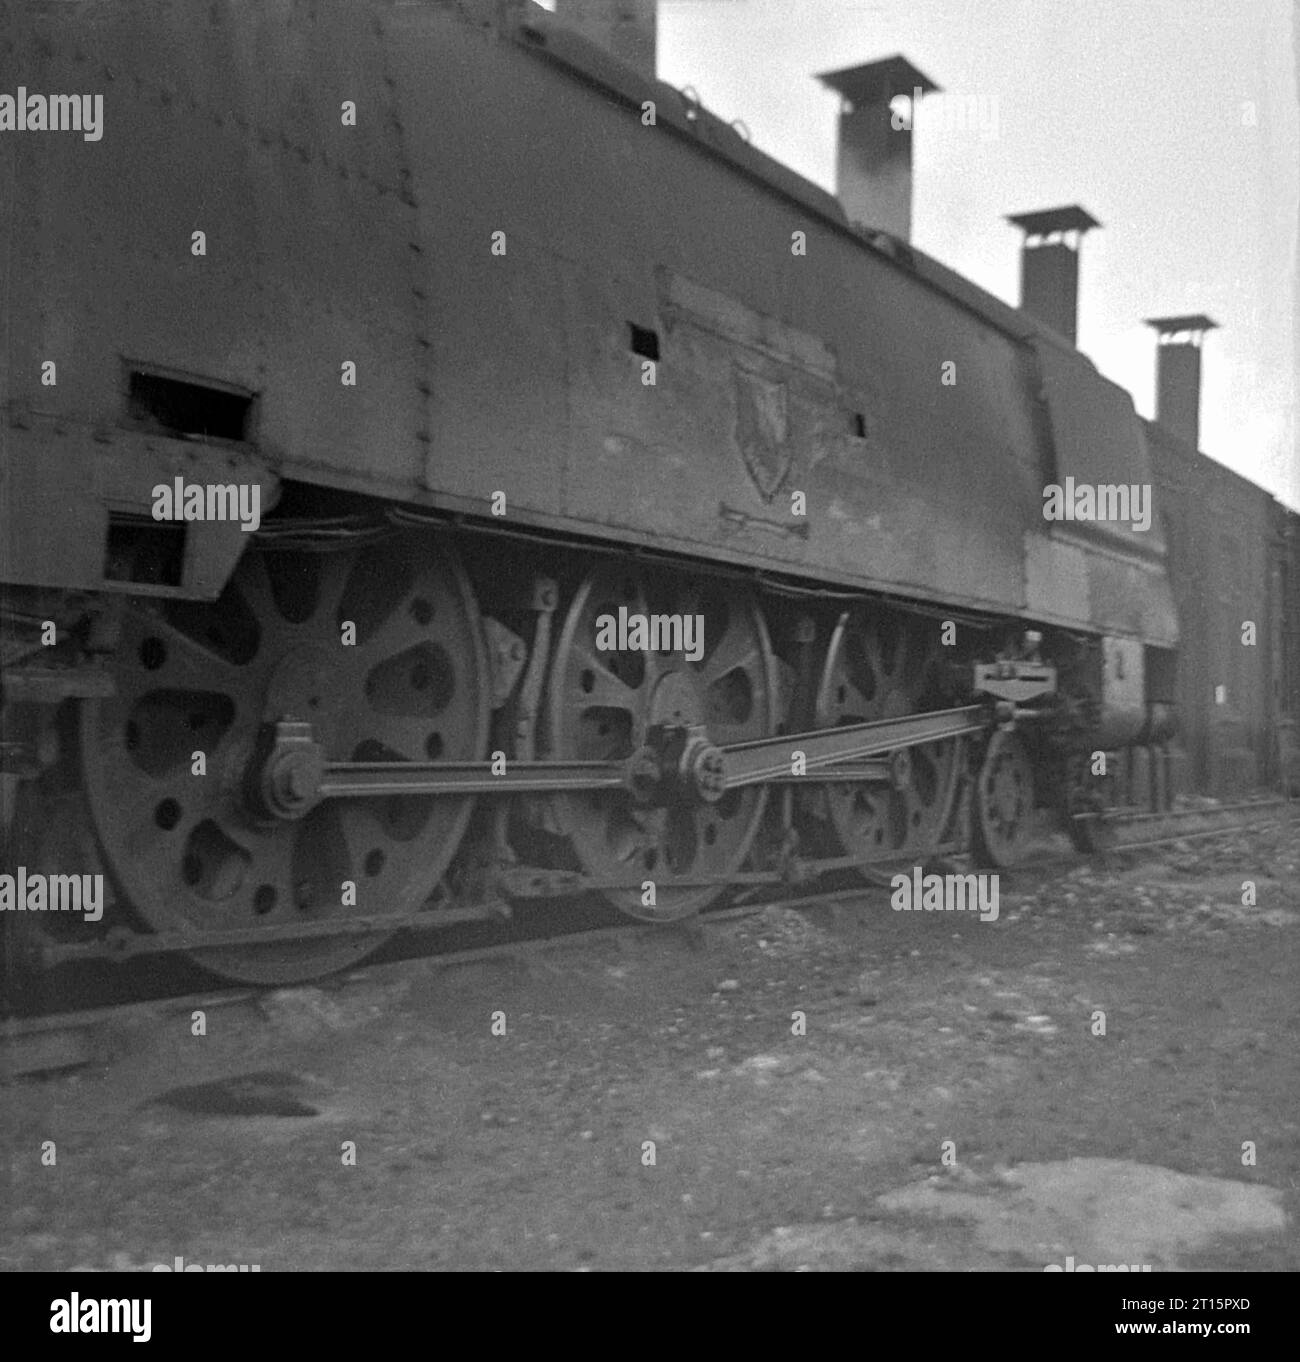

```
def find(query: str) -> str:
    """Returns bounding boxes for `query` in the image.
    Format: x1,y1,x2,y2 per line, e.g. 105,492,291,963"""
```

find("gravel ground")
2,821,1296,1272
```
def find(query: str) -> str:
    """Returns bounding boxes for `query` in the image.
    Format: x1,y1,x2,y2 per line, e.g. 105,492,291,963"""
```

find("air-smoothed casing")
1,0,1175,651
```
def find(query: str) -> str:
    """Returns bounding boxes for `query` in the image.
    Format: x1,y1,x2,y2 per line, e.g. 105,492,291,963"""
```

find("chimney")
1006,205,1100,346
1144,314,1219,450
553,0,656,79
816,55,939,242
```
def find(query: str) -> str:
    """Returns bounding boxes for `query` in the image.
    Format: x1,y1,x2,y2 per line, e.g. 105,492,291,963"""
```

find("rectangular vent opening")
628,323,660,361
104,513,185,587
126,369,254,442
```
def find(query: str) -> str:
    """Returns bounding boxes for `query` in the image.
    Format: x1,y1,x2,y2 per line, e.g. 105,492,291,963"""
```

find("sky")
546,0,1300,510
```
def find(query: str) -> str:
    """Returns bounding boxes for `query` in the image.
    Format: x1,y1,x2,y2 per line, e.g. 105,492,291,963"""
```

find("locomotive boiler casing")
3,2,1174,633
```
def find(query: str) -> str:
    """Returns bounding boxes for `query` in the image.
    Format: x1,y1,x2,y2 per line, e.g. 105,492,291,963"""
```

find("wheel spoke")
881,631,909,689
122,613,247,695
359,714,447,764
634,804,668,843
833,676,874,723
114,776,228,872
353,591,441,665
306,553,358,635
894,624,922,682
218,830,286,922
859,629,884,687
570,644,643,713
585,579,649,636
699,620,759,684
673,583,707,632
233,550,280,623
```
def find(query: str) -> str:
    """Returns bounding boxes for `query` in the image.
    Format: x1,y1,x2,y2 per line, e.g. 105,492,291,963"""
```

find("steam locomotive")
1,0,1293,987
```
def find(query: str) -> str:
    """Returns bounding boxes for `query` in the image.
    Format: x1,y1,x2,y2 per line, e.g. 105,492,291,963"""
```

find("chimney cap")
816,54,940,106
1006,205,1101,237
1144,313,1220,337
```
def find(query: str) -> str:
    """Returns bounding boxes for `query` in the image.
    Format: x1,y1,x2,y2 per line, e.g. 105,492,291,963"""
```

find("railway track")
1070,797,1297,855
3,795,1293,1076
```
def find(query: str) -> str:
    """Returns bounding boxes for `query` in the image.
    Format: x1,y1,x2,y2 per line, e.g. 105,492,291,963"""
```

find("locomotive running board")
267,703,990,805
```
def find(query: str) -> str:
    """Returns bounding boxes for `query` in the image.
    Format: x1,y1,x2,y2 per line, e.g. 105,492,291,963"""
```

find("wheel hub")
253,721,326,822
887,747,912,792
626,722,726,807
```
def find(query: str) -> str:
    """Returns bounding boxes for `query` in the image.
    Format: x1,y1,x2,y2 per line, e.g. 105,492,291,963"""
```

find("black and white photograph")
1,0,1297,1321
